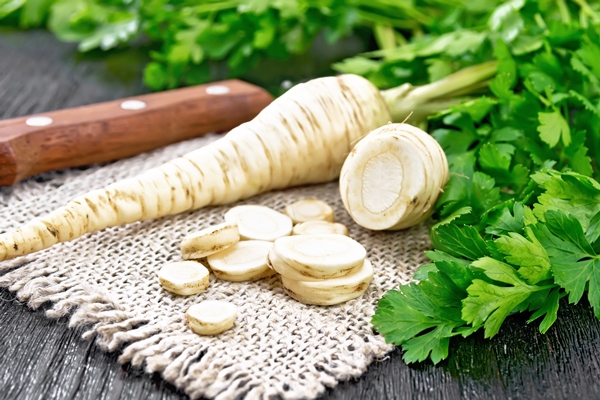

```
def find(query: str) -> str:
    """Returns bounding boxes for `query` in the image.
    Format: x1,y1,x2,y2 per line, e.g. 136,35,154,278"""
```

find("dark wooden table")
0,29,599,400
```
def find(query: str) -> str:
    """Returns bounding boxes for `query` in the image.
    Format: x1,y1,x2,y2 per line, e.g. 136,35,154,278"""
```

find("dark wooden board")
0,29,599,400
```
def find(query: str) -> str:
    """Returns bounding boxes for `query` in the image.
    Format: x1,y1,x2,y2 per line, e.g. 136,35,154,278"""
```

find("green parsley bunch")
360,0,600,364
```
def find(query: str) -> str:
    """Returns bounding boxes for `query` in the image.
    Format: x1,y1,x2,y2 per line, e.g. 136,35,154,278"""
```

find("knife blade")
0,79,274,187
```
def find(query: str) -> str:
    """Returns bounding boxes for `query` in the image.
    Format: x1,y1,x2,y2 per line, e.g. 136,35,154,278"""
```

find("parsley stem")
373,24,397,53
193,0,241,14
572,0,600,23
556,0,572,24
356,10,420,30
380,60,498,123
532,284,560,292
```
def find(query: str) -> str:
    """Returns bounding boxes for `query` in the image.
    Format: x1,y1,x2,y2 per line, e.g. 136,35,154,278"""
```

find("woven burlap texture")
0,134,432,400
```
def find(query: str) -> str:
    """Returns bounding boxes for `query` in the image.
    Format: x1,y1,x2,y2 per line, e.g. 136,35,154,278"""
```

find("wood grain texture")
0,29,599,400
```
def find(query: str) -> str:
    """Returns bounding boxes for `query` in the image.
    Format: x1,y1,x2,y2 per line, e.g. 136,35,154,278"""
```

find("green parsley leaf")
495,230,552,284
0,0,25,19
479,142,513,172
484,201,537,236
372,268,474,364
331,56,381,76
537,110,571,148
527,288,564,334
575,40,600,79
435,260,475,291
563,130,593,176
533,172,600,230
531,210,600,317
462,257,543,338
431,223,489,261
587,210,600,246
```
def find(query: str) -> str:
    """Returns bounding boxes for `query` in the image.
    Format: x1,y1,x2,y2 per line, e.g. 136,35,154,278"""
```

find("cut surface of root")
158,261,210,296
284,199,335,224
180,222,240,259
186,300,238,335
269,234,366,280
292,221,349,236
224,205,293,241
339,123,449,231
207,240,275,282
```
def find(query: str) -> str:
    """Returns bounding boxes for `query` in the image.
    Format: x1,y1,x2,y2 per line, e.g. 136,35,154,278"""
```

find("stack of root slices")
156,199,372,335
268,234,372,305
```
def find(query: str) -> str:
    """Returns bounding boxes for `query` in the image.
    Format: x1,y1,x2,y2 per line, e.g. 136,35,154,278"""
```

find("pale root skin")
282,259,374,306
0,74,391,261
158,261,211,296
180,222,240,260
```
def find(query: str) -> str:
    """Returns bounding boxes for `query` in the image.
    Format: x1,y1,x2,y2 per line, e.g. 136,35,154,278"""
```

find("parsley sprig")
0,0,476,91
374,171,600,364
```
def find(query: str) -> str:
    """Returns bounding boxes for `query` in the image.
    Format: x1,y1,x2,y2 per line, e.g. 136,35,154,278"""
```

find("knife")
0,79,274,187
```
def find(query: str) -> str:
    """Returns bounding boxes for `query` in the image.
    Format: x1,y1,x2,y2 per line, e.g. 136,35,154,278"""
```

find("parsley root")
0,63,496,261
339,123,449,230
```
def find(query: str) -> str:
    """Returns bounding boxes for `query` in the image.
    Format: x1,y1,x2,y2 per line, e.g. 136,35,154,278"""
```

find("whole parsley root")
0,64,495,260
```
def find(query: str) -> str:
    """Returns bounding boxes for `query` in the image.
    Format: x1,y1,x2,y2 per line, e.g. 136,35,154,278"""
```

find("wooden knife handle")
0,79,273,186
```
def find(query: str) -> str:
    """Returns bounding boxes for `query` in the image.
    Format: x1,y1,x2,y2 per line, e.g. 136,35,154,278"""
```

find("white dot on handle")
205,85,230,95
120,100,147,110
25,116,53,127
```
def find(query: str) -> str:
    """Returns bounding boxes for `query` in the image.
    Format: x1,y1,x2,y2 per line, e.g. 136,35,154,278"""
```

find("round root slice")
282,259,373,305
207,240,275,282
339,123,448,231
158,261,210,296
292,220,349,236
186,300,237,335
272,234,366,279
284,199,334,224
180,222,240,259
268,247,331,281
224,205,293,241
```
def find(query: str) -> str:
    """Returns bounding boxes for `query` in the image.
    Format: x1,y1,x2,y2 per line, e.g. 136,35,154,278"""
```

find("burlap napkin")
0,134,431,400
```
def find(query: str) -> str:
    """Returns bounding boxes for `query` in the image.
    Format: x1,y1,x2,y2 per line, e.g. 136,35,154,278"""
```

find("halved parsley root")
0,62,496,260
339,123,449,230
